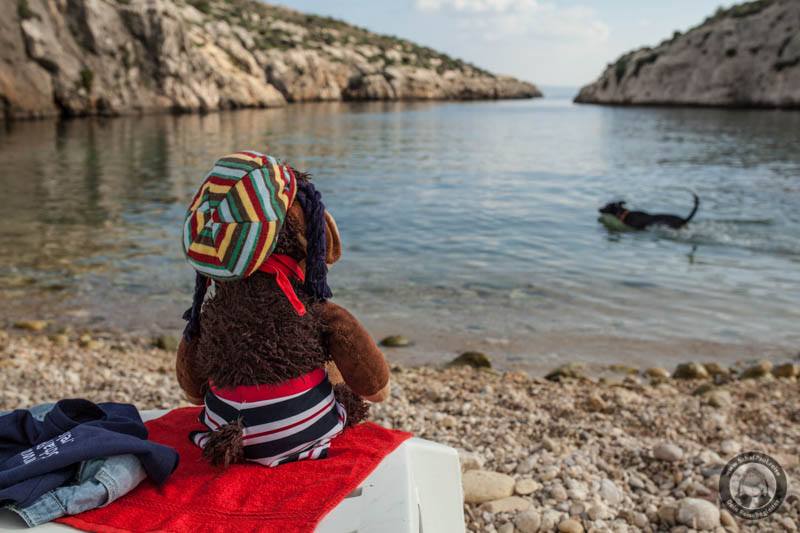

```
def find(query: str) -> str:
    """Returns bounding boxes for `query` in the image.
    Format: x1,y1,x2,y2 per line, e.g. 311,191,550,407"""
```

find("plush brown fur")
196,273,328,387
176,174,390,467
202,418,245,468
333,384,370,428
316,301,390,399
175,339,204,404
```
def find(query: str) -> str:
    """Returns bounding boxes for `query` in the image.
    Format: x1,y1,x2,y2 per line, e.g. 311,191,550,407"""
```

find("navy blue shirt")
0,400,178,506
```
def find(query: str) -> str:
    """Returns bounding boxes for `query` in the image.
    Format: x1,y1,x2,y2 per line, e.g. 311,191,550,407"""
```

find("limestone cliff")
0,0,541,120
575,0,800,108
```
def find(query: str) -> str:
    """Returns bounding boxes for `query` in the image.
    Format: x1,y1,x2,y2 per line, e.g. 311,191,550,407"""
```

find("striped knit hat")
182,151,297,281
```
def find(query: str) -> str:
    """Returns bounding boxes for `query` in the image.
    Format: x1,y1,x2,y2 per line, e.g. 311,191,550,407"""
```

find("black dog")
599,193,699,230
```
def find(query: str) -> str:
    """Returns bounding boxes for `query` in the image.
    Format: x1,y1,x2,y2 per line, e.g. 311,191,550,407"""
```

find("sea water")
1,94,798,369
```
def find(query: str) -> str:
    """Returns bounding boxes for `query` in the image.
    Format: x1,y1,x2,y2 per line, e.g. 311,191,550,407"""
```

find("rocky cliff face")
0,0,540,120
576,0,800,108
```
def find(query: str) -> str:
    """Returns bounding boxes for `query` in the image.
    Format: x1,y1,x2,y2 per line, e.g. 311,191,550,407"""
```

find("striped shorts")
190,368,347,466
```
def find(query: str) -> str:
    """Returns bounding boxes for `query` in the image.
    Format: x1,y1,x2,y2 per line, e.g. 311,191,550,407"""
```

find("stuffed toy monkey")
175,151,390,467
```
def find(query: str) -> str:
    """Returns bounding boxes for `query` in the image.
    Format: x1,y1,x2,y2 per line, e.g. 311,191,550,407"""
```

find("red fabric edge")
211,367,325,402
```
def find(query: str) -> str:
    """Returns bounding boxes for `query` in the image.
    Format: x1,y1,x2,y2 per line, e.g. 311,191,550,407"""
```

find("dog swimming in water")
598,192,699,230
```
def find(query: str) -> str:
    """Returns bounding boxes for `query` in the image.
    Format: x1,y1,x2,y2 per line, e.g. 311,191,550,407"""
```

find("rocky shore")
575,0,800,108
0,0,540,121
1,328,798,532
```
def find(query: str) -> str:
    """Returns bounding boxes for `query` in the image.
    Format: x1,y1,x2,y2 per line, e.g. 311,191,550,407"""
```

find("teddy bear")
174,151,390,467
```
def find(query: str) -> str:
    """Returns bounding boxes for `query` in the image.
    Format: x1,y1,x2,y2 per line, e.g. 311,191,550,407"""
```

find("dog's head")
598,200,626,216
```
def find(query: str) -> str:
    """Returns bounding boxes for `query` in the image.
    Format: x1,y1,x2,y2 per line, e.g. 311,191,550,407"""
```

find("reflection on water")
1,99,799,367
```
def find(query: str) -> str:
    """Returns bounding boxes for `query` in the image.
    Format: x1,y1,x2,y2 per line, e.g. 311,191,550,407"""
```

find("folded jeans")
1,404,147,527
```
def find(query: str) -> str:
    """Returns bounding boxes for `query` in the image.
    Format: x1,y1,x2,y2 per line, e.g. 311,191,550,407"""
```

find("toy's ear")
325,211,342,265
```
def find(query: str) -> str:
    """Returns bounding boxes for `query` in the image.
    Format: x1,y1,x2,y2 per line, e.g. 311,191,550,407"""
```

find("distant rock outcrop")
575,0,800,108
0,0,541,120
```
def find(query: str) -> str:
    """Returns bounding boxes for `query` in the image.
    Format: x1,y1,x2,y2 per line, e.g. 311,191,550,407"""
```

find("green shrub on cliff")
17,0,37,20
633,53,659,76
188,0,212,14
79,68,94,92
614,57,629,83
706,0,775,24
728,0,775,18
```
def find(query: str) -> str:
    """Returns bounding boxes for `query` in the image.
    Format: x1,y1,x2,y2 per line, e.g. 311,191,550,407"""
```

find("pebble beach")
1,327,798,533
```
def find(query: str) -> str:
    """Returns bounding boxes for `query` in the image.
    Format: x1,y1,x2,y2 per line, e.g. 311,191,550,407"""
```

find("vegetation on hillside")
706,0,776,23
181,0,492,76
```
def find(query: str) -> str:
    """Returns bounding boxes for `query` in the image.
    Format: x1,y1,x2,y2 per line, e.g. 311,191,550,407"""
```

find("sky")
272,0,738,87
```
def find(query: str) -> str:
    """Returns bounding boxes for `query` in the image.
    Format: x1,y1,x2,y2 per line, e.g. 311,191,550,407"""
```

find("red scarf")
259,254,306,316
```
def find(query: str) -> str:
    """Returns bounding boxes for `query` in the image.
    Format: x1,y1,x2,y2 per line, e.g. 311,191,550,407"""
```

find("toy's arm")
175,338,206,405
316,301,390,402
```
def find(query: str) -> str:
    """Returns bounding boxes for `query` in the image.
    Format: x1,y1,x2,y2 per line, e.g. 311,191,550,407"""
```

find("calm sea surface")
1,92,799,369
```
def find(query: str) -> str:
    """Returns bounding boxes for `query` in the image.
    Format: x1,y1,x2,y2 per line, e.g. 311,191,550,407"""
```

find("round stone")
653,442,684,462
719,509,739,532
152,334,179,351
545,362,586,381
703,362,728,376
558,518,584,533
599,478,623,506
631,511,648,528
587,502,611,520
448,351,492,368
707,389,733,408
497,522,515,533
773,363,799,378
677,497,720,530
719,439,740,455
645,367,671,379
514,509,542,533
14,320,48,332
515,478,540,495
379,335,412,348
462,470,515,504
515,456,537,474
457,449,485,472
657,504,678,527
50,334,69,347
673,362,709,380
739,360,772,379
549,484,568,501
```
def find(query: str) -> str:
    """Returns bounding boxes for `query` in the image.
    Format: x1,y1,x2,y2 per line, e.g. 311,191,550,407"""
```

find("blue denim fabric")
1,404,146,527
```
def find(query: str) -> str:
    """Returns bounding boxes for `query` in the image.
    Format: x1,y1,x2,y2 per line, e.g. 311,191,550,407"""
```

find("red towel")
57,407,411,533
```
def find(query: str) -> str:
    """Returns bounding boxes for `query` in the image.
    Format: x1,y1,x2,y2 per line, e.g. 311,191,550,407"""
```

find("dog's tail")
683,192,700,225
